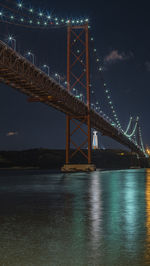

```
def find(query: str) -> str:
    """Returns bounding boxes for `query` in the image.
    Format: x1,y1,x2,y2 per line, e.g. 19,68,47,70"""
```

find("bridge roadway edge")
0,40,146,167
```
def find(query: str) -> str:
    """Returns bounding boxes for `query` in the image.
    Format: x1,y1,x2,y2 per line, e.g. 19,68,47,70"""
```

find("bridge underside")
0,40,145,158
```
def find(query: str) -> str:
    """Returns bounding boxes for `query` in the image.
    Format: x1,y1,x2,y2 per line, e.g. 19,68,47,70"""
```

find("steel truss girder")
0,40,145,157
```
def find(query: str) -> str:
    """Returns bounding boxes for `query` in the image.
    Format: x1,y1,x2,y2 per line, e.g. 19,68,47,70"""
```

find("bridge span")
0,40,145,158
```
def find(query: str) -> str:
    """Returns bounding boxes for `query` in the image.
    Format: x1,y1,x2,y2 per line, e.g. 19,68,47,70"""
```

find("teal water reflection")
0,169,149,265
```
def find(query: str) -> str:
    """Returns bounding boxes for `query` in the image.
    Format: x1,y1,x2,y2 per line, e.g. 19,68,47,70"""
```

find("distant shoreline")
0,148,149,170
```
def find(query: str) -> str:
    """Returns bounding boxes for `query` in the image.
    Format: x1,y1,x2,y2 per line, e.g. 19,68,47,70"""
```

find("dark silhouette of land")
0,149,149,170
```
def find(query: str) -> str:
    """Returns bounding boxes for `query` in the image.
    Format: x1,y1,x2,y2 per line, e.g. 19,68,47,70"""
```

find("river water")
0,169,150,266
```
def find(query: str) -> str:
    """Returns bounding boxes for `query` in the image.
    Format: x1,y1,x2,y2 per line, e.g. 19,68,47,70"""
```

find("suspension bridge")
0,1,147,171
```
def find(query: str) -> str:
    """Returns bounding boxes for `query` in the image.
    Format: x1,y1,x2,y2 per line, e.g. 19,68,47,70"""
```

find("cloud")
104,50,132,64
145,61,150,71
6,131,18,137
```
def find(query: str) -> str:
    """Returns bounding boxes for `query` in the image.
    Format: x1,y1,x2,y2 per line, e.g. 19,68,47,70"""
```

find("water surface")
0,169,150,265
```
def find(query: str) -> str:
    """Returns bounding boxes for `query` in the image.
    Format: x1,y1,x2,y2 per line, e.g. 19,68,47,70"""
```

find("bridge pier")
62,23,95,172
61,164,96,172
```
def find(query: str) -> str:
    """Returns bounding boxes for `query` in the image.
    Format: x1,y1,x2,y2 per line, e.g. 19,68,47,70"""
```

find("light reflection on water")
0,169,150,265
89,172,102,252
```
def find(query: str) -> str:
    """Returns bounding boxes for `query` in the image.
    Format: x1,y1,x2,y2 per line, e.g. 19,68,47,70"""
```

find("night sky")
0,0,150,150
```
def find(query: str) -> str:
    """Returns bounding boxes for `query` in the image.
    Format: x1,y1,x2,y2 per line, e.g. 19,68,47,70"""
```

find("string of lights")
89,33,122,130
124,116,133,134
89,31,145,151
125,117,139,138
0,0,89,29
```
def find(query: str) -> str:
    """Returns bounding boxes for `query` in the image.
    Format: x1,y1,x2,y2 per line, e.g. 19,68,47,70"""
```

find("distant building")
92,130,99,149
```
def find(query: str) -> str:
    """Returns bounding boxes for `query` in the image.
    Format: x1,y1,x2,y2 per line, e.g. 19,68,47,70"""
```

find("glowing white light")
17,2,23,8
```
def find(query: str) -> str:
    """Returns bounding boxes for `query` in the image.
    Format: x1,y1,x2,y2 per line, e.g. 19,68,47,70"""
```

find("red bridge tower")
62,23,96,172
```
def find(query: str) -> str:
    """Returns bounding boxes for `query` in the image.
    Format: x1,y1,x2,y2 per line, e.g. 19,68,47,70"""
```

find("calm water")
0,169,150,266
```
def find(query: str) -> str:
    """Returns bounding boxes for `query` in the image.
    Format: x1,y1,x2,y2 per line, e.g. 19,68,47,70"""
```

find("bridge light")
10,15,14,19
29,8,33,13
27,51,35,64
43,65,50,76
47,15,51,19
55,73,61,84
17,2,23,8
20,18,24,22
39,12,43,17
8,35,16,51
0,12,3,16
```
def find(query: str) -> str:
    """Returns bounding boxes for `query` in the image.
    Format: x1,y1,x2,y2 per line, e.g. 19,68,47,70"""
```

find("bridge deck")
0,40,145,157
